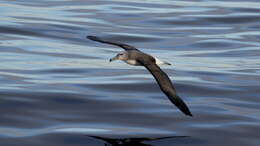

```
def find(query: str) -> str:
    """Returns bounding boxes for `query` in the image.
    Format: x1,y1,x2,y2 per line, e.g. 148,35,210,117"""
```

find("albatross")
87,36,192,116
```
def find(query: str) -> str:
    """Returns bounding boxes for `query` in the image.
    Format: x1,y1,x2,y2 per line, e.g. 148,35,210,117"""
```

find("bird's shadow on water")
87,135,190,146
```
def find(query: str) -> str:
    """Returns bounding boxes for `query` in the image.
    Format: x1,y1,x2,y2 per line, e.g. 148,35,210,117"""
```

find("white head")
109,51,129,62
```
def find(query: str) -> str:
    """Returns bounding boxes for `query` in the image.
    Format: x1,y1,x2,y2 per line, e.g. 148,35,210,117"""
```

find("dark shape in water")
88,135,189,146
87,36,192,116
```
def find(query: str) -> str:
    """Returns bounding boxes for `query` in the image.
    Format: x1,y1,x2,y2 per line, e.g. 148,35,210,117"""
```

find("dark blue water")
1,0,260,146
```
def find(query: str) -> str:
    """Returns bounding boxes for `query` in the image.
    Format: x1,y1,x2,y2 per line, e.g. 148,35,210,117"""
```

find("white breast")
125,60,141,66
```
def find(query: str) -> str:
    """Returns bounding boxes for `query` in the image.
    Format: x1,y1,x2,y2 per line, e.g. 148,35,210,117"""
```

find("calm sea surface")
1,0,260,146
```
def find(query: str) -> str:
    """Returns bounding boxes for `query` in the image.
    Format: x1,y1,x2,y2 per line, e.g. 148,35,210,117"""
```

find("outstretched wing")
87,36,138,51
139,61,192,116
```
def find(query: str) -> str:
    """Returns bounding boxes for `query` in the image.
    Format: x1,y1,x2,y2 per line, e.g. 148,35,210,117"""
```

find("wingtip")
170,95,193,117
86,35,98,40
183,107,193,117
186,112,193,117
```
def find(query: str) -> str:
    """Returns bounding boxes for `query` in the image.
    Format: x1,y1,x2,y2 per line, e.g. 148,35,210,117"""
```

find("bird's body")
125,52,168,66
87,36,192,117
126,59,140,66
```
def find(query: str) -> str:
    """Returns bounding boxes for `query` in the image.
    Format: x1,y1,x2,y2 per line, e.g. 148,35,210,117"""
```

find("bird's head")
109,51,128,62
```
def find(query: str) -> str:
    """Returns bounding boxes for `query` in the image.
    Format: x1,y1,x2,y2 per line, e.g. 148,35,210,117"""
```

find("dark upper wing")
139,61,192,116
87,36,138,51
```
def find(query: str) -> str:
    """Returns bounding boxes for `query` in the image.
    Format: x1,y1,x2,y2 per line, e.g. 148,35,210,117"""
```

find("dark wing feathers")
87,36,138,51
139,61,192,116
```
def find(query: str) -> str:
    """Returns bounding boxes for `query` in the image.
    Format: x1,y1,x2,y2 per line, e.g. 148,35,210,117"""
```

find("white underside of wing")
125,60,141,66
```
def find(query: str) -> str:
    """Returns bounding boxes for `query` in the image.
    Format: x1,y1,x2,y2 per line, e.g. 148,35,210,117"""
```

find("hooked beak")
109,56,118,62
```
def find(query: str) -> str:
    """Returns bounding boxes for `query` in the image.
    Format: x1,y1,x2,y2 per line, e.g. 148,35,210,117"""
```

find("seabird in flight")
87,36,192,116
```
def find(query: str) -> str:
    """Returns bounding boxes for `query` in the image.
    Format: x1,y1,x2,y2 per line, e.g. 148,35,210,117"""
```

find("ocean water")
1,0,260,146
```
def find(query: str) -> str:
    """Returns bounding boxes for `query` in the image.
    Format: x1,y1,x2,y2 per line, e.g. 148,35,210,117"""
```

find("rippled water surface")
1,0,260,146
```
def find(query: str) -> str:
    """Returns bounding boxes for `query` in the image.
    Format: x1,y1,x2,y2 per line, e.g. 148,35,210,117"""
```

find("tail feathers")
169,95,192,117
154,57,171,66
164,61,171,65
